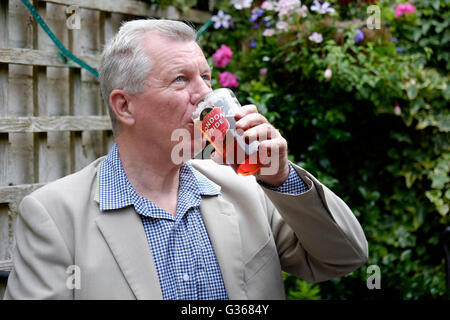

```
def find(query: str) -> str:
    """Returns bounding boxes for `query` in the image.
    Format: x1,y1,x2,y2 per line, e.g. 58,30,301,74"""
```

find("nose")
190,77,212,106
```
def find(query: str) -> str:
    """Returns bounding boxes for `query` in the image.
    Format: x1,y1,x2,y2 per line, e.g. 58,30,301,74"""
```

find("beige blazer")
4,158,368,300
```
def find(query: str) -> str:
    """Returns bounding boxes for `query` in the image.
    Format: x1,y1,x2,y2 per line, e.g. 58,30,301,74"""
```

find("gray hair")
99,19,197,134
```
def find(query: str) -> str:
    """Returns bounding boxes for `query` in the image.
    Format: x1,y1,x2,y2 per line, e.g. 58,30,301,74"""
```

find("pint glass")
192,88,263,176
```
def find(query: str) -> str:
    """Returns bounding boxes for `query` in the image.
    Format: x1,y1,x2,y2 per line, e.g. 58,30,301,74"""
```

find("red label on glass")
201,107,229,141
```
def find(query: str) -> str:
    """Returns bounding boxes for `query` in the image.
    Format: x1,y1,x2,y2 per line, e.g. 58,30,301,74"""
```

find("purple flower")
308,32,323,43
354,29,365,44
211,10,232,29
263,17,272,27
249,8,265,23
255,8,265,18
250,41,257,47
310,1,335,15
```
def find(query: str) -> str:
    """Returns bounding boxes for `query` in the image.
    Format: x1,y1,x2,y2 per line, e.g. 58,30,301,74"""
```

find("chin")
169,124,205,163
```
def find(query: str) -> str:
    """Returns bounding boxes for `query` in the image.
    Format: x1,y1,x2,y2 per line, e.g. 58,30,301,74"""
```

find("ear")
109,89,136,127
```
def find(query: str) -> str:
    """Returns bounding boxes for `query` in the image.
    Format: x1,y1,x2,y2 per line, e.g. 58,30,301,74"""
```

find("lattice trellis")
0,0,211,293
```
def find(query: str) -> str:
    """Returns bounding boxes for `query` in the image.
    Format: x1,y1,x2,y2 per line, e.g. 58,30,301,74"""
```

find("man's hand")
212,104,290,187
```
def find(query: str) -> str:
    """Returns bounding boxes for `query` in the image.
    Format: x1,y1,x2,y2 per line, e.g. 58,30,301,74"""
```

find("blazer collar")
94,144,221,210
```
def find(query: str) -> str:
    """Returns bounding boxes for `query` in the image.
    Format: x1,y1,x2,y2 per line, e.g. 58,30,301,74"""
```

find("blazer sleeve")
261,162,369,283
4,195,73,300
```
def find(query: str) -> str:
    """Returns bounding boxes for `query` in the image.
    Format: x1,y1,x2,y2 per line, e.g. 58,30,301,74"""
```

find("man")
4,19,368,299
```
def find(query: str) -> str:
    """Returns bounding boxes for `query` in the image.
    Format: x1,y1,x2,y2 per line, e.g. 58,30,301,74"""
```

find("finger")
235,112,268,131
258,137,288,165
259,137,288,153
242,123,280,142
234,104,258,119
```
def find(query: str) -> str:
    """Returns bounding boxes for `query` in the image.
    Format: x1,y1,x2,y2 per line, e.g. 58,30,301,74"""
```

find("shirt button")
183,274,190,282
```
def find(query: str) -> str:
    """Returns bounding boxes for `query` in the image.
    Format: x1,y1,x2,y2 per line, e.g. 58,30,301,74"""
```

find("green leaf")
401,249,412,261
444,189,450,201
407,85,418,100
437,117,450,132
422,22,432,34
404,172,417,188
286,279,321,300
438,204,449,216
413,29,422,42
431,174,450,189
425,190,442,204
431,0,440,10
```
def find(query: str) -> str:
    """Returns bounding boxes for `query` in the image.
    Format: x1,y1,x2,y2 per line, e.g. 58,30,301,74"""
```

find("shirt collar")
98,144,220,212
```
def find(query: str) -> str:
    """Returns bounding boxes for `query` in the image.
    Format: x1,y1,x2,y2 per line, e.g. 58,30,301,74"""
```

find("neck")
116,135,182,216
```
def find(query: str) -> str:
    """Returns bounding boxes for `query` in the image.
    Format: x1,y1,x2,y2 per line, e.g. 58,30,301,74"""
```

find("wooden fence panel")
0,1,9,286
0,0,212,297
33,1,48,184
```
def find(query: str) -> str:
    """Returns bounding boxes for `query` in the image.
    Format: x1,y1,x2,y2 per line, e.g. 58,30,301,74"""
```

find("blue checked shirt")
98,144,309,300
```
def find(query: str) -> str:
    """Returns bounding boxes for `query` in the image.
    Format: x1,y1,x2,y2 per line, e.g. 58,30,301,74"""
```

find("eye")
202,74,211,81
174,76,186,83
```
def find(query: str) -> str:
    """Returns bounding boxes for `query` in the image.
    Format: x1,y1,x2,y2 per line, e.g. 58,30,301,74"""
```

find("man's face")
129,32,212,157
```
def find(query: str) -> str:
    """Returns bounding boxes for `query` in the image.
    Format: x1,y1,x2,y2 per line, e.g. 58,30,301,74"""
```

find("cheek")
160,101,185,126
145,96,176,121
162,94,191,121
138,91,191,130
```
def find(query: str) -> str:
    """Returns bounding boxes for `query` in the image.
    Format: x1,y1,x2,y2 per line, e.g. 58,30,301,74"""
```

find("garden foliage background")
149,0,449,299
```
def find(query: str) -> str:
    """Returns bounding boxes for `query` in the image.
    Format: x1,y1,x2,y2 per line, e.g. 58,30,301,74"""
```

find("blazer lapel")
200,194,247,299
95,207,163,300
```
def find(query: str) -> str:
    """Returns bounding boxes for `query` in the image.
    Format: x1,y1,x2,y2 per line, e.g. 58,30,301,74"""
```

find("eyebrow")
168,65,212,75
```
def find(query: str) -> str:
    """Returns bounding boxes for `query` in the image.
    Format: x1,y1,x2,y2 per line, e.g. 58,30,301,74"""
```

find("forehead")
141,32,208,72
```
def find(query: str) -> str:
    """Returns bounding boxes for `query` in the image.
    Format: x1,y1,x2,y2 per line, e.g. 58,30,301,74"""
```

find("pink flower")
276,21,289,32
261,1,275,10
263,28,275,36
394,105,401,116
395,3,416,18
213,44,233,68
218,72,239,88
324,67,332,79
308,32,323,43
